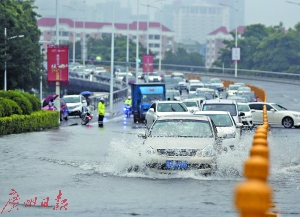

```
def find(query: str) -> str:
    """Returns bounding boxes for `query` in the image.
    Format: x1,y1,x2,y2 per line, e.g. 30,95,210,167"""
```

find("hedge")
0,111,60,136
21,92,41,112
0,90,33,115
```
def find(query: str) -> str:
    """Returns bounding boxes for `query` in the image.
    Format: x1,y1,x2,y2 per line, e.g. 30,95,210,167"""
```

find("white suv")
200,99,244,124
62,94,87,116
145,101,190,128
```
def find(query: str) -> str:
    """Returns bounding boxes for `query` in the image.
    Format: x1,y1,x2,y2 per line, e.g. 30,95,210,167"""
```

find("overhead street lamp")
220,0,239,78
4,28,24,91
135,0,140,84
109,0,115,114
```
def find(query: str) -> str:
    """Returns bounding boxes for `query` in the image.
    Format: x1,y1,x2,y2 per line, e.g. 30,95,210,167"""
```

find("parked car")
194,111,243,150
62,94,87,116
138,115,226,174
145,101,190,129
248,102,300,128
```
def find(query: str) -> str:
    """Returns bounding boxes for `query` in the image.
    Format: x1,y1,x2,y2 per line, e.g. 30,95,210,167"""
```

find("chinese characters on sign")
142,54,154,73
1,189,68,214
232,47,241,61
47,44,69,86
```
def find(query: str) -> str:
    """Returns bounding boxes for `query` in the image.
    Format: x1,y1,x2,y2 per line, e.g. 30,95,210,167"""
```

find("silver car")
139,115,226,174
145,101,191,128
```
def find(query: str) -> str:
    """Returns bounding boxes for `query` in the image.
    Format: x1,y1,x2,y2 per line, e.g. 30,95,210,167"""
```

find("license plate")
166,160,188,169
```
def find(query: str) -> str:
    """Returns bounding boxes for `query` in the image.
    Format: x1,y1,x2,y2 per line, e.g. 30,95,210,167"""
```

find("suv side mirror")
149,108,154,112
236,123,243,128
239,112,245,116
270,109,275,112
138,131,147,138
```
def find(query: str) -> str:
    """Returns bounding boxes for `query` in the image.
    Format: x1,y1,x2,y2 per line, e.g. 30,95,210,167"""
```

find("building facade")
205,26,245,67
37,18,174,62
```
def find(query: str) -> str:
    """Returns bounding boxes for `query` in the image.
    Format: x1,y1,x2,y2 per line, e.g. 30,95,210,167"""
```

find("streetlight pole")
135,0,140,84
220,0,239,77
4,28,24,91
159,3,162,71
55,0,60,121
126,0,130,85
109,0,115,114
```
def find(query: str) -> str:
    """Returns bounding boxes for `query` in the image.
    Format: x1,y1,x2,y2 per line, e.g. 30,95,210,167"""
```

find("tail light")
88,116,92,120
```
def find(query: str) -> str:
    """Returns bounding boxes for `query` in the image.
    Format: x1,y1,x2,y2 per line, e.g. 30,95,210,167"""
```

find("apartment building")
205,26,245,67
37,18,175,61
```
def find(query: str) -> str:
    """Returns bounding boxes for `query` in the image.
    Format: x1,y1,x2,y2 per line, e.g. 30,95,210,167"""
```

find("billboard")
232,47,240,61
47,45,69,86
142,54,154,73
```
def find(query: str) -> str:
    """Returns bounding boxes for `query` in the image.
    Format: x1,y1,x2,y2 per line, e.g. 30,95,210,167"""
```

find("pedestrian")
48,99,55,110
98,98,105,127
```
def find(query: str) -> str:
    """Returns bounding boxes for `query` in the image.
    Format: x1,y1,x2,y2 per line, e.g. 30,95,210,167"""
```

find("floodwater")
0,80,300,217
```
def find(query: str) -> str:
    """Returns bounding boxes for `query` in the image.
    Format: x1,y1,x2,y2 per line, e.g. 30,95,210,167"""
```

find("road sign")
232,47,241,61
142,54,154,73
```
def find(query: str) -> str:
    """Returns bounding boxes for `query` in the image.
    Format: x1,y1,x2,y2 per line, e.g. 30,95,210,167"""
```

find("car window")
150,103,156,112
150,120,213,138
199,114,233,127
202,104,237,116
157,103,187,112
271,104,287,111
238,104,250,112
63,96,80,103
183,101,197,107
249,103,263,110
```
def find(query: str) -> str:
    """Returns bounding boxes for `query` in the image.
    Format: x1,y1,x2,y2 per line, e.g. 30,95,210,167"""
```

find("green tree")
0,0,42,91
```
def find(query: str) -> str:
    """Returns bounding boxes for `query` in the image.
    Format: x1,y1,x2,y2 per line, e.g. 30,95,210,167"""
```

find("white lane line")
89,115,128,126
282,95,289,98
293,99,298,102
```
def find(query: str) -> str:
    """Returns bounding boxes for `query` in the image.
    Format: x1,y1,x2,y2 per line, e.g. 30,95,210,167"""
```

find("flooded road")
0,80,300,217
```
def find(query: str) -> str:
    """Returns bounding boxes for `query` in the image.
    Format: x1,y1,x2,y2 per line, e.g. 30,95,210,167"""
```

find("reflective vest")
124,99,132,106
98,102,105,115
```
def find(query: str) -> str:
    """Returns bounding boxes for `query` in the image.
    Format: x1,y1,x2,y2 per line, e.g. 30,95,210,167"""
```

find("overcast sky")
35,0,300,29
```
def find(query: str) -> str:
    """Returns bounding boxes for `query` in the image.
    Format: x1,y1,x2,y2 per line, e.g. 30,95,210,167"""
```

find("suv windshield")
183,101,198,107
150,120,213,138
203,104,237,116
142,94,164,103
238,104,250,112
63,96,80,103
198,114,233,127
157,103,188,112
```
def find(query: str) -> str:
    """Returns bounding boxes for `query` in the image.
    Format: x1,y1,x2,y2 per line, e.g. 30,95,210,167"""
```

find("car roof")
194,111,230,115
203,99,237,104
63,94,82,97
183,99,198,102
155,100,183,104
157,114,210,121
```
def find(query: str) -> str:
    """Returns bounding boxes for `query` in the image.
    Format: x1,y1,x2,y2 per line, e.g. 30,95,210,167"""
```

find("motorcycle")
81,108,93,125
124,104,132,118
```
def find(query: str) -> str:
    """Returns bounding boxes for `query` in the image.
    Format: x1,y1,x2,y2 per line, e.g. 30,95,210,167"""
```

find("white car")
183,99,200,113
226,84,240,97
194,111,243,150
186,79,201,91
94,66,107,75
145,101,191,128
188,82,204,95
209,78,224,91
200,99,243,125
139,115,226,174
248,102,300,128
62,94,87,116
144,72,162,83
237,103,253,129
166,90,181,101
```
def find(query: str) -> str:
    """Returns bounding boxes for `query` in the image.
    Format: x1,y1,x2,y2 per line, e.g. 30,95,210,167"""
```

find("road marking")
293,99,298,102
282,95,289,98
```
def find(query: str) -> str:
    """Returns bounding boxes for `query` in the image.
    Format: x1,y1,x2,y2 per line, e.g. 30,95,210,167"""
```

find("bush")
0,90,33,115
0,110,60,136
0,103,4,117
21,92,41,112
0,98,13,117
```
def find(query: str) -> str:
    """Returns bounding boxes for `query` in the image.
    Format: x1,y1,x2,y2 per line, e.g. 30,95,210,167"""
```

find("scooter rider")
124,96,132,107
98,98,105,126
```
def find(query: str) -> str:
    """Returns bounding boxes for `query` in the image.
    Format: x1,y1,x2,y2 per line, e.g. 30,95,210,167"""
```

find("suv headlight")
197,145,214,157
293,114,300,118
